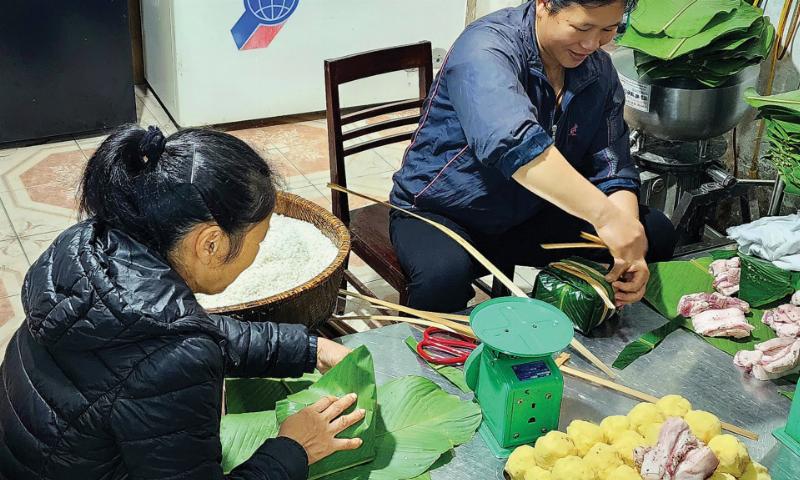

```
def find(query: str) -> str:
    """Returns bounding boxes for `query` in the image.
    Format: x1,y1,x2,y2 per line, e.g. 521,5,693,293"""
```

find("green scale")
464,297,574,458
774,381,800,458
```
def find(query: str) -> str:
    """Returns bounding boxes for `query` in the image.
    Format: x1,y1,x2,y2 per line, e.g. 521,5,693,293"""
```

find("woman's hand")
316,338,351,373
278,394,365,464
611,261,650,306
594,206,647,279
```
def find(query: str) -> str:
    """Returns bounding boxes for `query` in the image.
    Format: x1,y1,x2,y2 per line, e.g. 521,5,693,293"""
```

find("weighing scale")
464,297,574,458
774,382,800,458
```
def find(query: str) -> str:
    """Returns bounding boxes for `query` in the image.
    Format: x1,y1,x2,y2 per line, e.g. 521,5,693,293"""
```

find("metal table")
339,303,800,479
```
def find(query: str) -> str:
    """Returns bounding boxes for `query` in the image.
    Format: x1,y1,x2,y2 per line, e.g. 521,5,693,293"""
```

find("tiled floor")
0,85,536,355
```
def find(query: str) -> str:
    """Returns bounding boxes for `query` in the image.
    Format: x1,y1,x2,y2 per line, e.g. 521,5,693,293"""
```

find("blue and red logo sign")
231,0,299,50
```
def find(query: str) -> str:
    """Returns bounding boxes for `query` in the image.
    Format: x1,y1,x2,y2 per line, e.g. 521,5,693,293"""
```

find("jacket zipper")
530,68,597,143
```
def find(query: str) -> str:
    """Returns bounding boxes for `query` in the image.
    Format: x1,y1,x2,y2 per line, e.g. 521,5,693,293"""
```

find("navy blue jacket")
391,2,639,234
0,221,316,479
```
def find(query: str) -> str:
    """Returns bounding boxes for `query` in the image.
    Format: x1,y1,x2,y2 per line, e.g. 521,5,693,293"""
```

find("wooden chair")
325,41,432,307
325,41,510,312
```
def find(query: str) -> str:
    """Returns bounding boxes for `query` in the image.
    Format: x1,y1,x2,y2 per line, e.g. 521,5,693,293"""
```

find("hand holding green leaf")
278,393,366,464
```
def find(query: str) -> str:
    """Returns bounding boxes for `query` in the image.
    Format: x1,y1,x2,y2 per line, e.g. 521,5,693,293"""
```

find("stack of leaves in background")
617,0,774,87
220,346,482,480
744,88,800,194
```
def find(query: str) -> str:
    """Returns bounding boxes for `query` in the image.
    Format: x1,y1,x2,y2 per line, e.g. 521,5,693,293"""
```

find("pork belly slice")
678,293,750,317
691,308,754,339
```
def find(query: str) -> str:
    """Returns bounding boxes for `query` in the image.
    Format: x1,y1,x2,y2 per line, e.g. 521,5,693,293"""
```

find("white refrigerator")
141,0,468,126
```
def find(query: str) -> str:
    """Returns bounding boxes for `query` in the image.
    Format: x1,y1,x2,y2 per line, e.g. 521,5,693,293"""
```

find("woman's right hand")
593,204,648,282
277,393,365,465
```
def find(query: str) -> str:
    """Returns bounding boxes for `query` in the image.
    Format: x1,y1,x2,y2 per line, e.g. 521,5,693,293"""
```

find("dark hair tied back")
80,124,279,262
138,126,166,164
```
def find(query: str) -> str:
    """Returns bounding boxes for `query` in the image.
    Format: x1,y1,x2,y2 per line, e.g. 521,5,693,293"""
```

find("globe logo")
245,0,299,25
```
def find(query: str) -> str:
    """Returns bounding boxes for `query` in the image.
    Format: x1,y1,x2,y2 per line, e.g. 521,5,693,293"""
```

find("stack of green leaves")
744,88,800,194
617,0,774,87
221,345,482,479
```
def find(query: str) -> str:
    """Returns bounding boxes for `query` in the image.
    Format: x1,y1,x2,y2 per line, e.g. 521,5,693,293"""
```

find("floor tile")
0,206,16,243
0,295,25,358
283,185,332,211
0,140,86,193
18,232,58,266
0,239,30,301
0,183,80,238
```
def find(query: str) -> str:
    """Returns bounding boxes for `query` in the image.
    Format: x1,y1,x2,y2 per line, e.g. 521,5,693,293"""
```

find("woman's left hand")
316,338,352,373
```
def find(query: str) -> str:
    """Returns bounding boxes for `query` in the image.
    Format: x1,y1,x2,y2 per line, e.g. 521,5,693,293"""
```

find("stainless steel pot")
611,47,760,142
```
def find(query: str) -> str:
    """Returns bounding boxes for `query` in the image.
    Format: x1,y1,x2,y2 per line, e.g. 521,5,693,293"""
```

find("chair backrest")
325,41,433,225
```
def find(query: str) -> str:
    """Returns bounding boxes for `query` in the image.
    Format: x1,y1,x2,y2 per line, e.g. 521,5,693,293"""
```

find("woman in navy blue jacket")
0,126,364,479
391,0,676,312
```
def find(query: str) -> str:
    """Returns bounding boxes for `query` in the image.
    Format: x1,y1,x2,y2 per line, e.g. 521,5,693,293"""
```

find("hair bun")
139,126,167,164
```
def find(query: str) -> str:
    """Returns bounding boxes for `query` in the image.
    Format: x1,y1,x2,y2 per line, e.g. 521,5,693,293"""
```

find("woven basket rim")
205,191,350,314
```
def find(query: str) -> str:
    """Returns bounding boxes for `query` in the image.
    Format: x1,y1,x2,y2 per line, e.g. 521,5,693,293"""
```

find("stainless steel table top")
339,303,800,479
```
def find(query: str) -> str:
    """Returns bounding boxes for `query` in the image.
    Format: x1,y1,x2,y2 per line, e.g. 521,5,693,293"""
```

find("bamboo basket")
205,191,350,328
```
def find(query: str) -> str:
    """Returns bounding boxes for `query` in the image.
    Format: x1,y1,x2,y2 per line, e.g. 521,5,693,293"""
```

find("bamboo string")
329,183,617,379
559,364,759,441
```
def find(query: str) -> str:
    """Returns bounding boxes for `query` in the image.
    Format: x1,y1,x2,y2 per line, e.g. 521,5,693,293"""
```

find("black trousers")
389,205,677,312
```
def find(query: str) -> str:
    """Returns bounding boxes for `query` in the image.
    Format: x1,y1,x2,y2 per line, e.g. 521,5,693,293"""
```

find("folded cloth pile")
678,293,753,338
727,213,800,271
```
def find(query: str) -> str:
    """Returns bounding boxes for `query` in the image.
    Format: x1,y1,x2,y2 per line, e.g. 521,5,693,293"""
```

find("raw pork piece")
672,446,719,480
708,258,741,296
678,293,750,317
691,308,754,339
762,304,800,338
792,290,800,306
635,417,719,480
734,337,800,381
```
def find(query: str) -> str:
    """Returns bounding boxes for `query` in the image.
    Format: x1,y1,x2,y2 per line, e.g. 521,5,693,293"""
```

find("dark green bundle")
531,257,616,335
739,253,800,307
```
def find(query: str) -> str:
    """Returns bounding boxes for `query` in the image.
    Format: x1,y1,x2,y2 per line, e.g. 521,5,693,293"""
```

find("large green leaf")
615,255,786,368
630,0,740,38
325,376,482,480
276,345,378,479
620,6,762,60
404,336,471,393
220,411,279,473
745,87,800,116
225,373,322,414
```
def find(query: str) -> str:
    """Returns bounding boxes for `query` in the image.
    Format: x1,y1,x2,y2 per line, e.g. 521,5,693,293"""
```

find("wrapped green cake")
531,257,616,335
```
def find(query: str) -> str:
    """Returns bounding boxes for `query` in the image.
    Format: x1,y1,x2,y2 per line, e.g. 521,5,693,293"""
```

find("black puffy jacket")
0,221,317,479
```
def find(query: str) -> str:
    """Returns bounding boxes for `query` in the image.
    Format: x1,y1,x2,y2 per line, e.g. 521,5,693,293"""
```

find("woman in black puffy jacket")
0,125,365,479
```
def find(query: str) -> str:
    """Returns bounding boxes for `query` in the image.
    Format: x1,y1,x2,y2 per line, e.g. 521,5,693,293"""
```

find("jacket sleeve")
110,336,309,480
444,30,555,179
585,73,640,194
208,314,317,378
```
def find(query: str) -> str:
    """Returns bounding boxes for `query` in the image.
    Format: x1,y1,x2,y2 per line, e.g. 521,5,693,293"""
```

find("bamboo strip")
334,315,457,332
366,303,470,323
340,289,475,337
328,183,617,379
579,231,604,245
560,364,759,441
541,242,608,250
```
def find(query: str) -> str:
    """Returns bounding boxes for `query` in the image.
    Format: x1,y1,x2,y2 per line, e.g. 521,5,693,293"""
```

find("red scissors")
416,327,478,365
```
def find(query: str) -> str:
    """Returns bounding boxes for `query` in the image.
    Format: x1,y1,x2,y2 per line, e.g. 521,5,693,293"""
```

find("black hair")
79,124,278,262
543,0,637,14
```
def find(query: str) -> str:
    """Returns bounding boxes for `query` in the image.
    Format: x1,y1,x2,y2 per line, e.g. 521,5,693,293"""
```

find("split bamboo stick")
560,364,759,441
334,315,457,333
329,183,617,379
541,242,608,250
